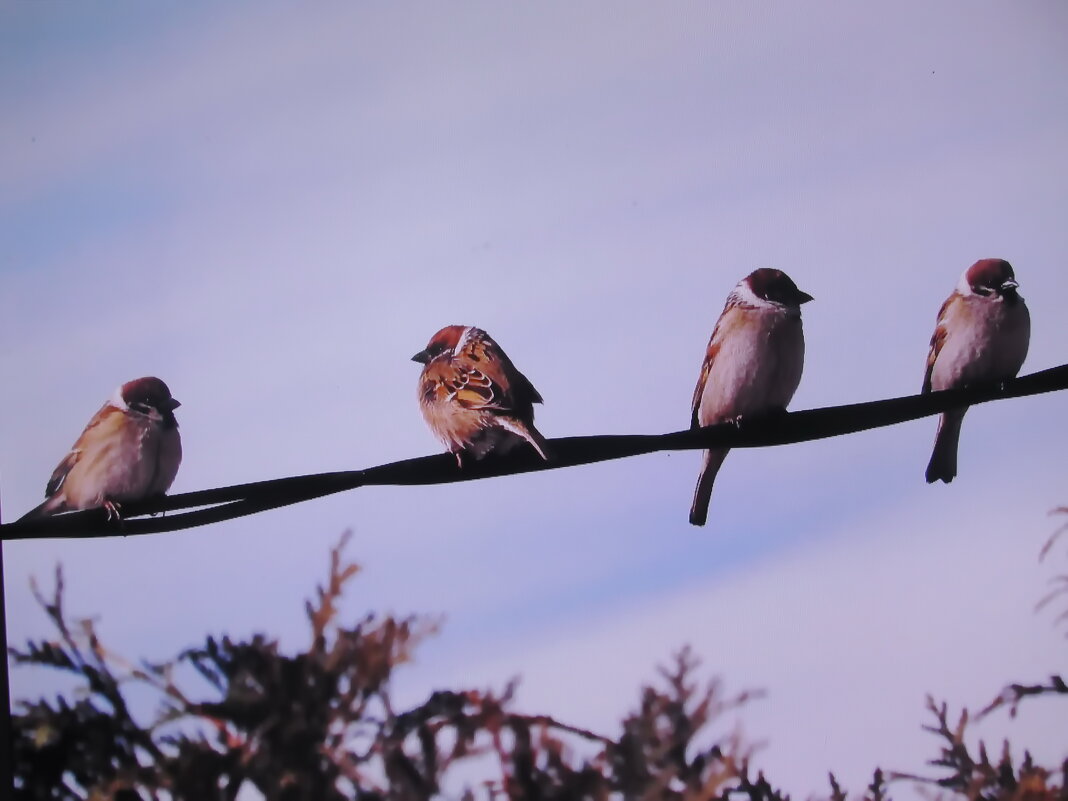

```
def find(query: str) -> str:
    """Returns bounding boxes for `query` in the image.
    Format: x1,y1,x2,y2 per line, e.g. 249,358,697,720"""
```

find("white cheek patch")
733,279,762,307
732,278,784,310
109,385,129,410
956,271,975,297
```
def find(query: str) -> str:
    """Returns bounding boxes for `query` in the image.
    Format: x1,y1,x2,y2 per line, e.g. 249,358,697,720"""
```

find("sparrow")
922,258,1030,483
412,325,550,465
21,376,182,521
689,268,813,526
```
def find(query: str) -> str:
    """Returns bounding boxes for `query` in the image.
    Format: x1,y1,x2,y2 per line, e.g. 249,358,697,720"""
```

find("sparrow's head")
742,268,814,309
115,377,181,424
412,325,477,364
961,258,1020,300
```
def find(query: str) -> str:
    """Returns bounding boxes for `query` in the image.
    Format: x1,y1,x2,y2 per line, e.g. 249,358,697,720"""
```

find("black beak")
797,290,814,305
999,279,1019,295
167,398,182,411
412,350,430,364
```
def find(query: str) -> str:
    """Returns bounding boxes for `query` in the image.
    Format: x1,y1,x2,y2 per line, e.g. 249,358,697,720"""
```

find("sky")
2,2,1067,797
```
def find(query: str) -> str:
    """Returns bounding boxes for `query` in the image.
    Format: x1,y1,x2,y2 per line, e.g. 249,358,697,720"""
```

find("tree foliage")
9,531,1067,801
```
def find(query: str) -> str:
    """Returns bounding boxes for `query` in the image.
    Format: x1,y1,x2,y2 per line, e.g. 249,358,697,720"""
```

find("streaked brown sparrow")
413,325,549,465
690,269,812,526
21,376,182,520
923,258,1030,483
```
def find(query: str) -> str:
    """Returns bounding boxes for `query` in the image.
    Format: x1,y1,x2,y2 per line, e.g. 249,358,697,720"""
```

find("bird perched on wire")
922,258,1030,484
689,268,813,527
20,376,182,521
412,325,550,466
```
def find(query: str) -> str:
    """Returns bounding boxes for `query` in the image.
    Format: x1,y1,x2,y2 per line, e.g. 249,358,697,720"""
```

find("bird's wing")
45,404,127,497
457,335,543,410
923,296,953,394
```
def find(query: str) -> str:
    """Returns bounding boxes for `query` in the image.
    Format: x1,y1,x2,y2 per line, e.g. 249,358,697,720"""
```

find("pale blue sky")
3,3,1067,795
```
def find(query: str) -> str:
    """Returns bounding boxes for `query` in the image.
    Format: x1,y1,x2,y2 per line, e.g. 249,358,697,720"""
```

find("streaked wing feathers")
923,297,952,393
450,368,501,409
45,450,80,498
691,339,721,429
457,335,541,410
422,361,503,410
44,404,124,498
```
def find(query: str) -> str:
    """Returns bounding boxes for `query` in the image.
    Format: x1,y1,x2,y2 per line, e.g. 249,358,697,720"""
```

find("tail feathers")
689,448,730,527
496,417,552,461
926,409,967,484
522,423,552,461
17,494,68,522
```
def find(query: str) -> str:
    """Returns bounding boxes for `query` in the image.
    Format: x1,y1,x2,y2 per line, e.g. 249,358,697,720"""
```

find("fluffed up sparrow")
21,376,182,520
923,258,1030,483
413,325,550,466
689,268,812,526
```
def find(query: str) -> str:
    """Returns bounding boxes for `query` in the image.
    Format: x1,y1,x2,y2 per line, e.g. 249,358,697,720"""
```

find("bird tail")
17,495,67,522
497,417,552,461
926,408,967,484
689,448,730,526
525,424,552,461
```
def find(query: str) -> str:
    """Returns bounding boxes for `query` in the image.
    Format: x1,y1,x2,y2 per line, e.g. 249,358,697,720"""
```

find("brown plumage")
922,259,1030,483
689,269,812,526
20,377,182,521
412,325,549,465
